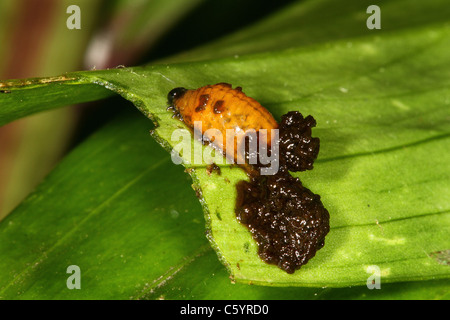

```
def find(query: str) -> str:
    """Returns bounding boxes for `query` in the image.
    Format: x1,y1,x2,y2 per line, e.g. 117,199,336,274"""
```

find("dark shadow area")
138,0,297,63
66,96,138,151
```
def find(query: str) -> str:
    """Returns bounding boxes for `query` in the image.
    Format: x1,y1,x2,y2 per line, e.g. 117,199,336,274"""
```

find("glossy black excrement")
235,111,330,274
279,111,320,172
236,172,330,274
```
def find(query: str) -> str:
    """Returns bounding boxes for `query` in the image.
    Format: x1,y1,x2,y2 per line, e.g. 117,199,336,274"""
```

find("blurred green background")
0,0,293,220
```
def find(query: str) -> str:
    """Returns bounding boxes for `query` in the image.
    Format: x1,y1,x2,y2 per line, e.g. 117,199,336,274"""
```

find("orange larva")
168,83,330,274
167,83,278,165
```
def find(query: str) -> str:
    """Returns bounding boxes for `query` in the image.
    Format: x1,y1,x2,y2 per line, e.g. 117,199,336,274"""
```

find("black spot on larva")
195,94,210,112
213,100,225,114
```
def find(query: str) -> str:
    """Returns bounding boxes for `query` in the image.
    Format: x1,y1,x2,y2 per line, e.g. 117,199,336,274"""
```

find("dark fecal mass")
235,111,329,274
279,111,320,172
236,173,329,274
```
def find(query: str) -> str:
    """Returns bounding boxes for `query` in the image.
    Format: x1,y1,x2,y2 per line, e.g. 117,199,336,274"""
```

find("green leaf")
0,109,209,299
0,76,113,127
0,0,449,297
1,108,447,299
162,0,450,63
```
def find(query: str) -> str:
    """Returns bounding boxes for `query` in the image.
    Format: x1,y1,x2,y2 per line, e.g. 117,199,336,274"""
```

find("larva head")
167,87,187,107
